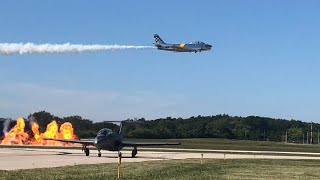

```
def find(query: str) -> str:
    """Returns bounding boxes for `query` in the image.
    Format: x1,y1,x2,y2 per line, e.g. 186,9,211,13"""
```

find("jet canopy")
191,41,205,44
98,128,113,136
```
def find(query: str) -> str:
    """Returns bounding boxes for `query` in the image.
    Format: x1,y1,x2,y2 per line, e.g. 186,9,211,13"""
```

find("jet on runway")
44,121,180,158
154,34,212,53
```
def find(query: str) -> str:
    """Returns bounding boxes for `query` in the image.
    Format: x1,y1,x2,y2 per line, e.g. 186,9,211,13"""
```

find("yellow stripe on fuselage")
179,44,185,48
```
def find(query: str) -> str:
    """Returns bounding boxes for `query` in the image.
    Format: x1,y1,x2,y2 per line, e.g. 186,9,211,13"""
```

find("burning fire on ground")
1,117,77,146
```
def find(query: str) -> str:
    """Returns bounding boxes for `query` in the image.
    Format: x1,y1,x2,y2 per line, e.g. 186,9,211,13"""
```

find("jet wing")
43,138,95,146
122,141,180,147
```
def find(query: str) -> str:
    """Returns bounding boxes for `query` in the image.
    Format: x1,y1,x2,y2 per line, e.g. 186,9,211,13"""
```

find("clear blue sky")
1,1,320,122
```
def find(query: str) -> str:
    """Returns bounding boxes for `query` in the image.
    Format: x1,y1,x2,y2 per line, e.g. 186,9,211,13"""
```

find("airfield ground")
1,154,320,179
1,139,320,179
2,147,320,171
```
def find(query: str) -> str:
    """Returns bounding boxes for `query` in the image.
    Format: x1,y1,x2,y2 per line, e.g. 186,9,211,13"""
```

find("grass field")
1,138,320,153
1,159,320,180
155,138,320,153
125,138,320,154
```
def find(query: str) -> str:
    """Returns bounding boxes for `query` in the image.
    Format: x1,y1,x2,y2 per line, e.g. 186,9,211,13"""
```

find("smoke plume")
0,43,154,55
28,116,37,126
2,119,12,134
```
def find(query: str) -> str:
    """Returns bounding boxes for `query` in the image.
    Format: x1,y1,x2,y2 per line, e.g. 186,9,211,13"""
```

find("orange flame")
59,122,75,139
31,123,42,144
1,117,29,145
1,118,77,146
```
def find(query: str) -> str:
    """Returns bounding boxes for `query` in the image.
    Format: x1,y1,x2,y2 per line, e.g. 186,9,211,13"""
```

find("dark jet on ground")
44,121,180,158
154,34,212,53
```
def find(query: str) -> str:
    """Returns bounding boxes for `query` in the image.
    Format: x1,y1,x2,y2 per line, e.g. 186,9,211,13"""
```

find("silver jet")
154,34,212,53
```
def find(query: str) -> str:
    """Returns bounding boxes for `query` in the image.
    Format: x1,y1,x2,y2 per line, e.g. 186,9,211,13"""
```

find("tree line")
0,111,319,143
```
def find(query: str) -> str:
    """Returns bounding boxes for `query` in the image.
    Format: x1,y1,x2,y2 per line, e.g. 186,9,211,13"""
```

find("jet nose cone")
205,44,212,49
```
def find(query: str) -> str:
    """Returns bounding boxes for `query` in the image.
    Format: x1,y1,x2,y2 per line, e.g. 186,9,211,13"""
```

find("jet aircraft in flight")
44,121,180,158
154,34,212,53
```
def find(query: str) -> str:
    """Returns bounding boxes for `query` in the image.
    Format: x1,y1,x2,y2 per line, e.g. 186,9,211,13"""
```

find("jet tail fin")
154,34,165,44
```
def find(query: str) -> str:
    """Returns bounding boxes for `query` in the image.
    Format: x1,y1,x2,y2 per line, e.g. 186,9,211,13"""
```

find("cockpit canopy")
97,128,113,136
192,41,204,44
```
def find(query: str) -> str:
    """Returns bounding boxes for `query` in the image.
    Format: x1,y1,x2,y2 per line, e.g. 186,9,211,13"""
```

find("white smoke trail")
0,43,154,55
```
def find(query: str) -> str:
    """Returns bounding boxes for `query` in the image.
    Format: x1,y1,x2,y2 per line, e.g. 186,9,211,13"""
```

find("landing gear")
98,150,101,157
132,147,137,158
84,146,90,156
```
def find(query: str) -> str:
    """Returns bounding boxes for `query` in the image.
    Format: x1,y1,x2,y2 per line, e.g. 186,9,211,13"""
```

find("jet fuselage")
154,34,212,53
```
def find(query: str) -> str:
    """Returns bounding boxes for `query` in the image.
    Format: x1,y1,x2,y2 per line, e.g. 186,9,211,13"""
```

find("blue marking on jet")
154,34,212,53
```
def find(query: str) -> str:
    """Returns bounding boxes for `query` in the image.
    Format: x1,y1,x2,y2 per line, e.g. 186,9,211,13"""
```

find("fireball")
31,123,42,144
1,117,28,145
59,122,75,139
1,118,77,146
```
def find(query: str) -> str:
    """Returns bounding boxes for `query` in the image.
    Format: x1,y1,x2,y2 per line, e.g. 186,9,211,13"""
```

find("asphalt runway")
2,148,320,170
